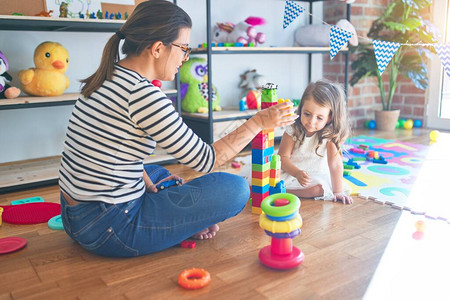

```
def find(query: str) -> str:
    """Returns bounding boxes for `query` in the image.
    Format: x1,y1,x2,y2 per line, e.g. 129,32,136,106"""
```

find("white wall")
0,0,322,163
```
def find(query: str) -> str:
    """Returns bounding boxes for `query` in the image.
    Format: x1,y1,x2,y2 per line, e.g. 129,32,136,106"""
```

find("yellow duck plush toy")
19,41,69,96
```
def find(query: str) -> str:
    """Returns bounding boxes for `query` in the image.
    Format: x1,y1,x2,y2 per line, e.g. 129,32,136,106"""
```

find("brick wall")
323,0,427,129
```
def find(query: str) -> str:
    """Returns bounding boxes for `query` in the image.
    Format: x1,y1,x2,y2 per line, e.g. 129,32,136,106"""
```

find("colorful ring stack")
258,193,305,269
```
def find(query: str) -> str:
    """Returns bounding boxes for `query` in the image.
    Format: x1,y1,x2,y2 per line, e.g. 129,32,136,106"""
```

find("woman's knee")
213,172,250,203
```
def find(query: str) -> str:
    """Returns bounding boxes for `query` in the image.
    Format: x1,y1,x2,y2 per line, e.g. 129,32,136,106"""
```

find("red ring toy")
178,268,211,290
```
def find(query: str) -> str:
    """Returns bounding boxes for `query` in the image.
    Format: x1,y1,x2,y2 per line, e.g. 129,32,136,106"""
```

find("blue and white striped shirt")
59,65,215,203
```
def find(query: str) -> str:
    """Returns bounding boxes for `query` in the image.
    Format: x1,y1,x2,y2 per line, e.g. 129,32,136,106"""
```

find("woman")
59,0,297,257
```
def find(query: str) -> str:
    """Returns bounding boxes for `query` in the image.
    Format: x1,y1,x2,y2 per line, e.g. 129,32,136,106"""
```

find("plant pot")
374,110,400,131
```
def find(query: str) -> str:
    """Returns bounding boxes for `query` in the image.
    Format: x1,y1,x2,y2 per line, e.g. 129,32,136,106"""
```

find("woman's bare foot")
287,184,324,198
192,224,220,240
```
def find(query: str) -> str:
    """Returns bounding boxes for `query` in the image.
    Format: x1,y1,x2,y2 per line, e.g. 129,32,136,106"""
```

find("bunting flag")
329,26,353,60
283,0,305,29
372,40,401,74
434,43,450,78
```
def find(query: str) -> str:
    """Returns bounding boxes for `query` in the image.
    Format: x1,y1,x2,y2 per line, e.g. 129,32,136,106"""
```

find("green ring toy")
261,193,300,217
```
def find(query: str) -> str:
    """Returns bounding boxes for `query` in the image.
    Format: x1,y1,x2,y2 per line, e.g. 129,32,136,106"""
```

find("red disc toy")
0,237,27,254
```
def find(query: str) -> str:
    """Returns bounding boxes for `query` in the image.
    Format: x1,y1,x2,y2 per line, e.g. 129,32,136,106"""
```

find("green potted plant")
350,0,439,130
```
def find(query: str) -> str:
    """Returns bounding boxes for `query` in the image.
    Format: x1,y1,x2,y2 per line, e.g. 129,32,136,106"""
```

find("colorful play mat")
344,135,449,222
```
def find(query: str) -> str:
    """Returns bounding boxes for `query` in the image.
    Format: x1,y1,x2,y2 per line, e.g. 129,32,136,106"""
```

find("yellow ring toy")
261,193,300,217
178,268,211,290
259,212,303,233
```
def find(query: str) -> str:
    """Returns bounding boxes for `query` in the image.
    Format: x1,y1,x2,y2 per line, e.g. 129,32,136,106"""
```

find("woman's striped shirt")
59,65,215,203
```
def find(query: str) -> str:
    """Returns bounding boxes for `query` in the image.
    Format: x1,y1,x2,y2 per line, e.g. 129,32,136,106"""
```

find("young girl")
278,79,353,204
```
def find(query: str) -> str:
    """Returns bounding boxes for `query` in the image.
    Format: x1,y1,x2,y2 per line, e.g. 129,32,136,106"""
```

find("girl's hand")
295,170,311,187
333,192,353,205
253,102,298,130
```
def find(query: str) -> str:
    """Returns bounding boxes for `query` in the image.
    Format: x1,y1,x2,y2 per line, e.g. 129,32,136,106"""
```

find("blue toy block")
269,180,286,195
252,184,269,194
373,159,388,164
252,148,274,164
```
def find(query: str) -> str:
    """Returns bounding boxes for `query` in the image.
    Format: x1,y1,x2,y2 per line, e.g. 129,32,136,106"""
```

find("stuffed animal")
179,57,221,113
294,19,358,47
239,69,266,109
18,41,70,96
0,51,21,99
213,17,266,46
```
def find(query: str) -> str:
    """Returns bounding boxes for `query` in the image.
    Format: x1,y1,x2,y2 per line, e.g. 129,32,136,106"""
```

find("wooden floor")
0,129,446,300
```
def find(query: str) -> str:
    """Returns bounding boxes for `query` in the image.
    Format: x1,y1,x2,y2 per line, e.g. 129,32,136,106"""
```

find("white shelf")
182,108,258,121
0,89,178,110
192,46,348,54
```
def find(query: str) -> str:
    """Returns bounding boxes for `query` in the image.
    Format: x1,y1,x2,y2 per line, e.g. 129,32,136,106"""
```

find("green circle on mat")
48,215,64,230
261,193,300,217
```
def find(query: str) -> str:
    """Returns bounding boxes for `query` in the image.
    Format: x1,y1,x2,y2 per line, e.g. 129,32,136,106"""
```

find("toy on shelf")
259,193,304,269
151,79,162,88
212,17,266,46
59,2,69,18
178,268,211,289
0,51,21,99
18,42,70,97
35,10,53,17
294,19,358,47
239,69,266,110
179,57,221,113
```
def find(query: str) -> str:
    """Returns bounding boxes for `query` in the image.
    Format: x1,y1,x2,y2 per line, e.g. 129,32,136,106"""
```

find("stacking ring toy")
259,213,303,233
261,193,300,217
178,268,211,290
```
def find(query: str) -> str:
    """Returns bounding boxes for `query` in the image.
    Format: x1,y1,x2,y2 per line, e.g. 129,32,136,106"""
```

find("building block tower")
251,83,286,214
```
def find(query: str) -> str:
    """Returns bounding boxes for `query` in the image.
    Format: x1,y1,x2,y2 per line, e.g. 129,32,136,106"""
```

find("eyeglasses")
171,43,191,59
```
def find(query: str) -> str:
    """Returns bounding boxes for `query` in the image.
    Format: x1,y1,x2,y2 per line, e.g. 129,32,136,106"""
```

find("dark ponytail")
81,0,192,98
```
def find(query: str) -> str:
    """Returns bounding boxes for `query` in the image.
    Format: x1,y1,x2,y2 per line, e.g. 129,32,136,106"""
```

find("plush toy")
294,19,358,47
179,57,221,113
18,41,70,97
213,17,266,46
0,51,21,99
239,69,266,109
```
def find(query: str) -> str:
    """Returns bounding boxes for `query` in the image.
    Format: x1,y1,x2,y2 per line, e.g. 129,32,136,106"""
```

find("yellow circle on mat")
259,212,303,233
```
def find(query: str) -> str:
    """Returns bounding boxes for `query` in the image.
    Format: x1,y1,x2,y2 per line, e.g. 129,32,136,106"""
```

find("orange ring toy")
178,268,211,290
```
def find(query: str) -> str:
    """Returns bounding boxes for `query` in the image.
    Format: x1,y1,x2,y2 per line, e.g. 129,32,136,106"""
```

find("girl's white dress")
280,125,351,200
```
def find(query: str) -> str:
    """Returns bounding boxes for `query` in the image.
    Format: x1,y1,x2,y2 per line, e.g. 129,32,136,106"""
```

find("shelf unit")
0,15,180,192
181,0,351,144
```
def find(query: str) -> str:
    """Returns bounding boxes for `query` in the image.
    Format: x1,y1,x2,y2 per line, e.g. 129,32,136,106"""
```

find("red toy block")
231,162,241,168
251,191,269,208
251,132,269,149
181,241,196,248
252,170,270,179
261,102,277,109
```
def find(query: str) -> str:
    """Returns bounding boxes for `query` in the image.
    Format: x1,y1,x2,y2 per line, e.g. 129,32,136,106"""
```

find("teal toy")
48,215,64,230
11,196,44,205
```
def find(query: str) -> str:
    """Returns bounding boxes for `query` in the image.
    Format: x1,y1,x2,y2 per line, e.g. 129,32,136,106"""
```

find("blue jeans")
60,165,249,257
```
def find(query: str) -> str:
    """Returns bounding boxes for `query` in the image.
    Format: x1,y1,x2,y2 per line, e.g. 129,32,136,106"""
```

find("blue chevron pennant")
329,26,353,60
373,40,401,74
434,43,450,78
283,1,305,29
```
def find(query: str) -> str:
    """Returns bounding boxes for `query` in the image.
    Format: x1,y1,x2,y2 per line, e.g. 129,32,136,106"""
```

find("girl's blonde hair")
292,79,351,155
81,0,192,98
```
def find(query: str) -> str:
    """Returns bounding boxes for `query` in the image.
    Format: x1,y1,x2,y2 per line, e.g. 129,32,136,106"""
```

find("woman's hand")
253,102,298,130
295,170,311,187
333,192,353,205
148,174,185,193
